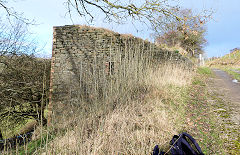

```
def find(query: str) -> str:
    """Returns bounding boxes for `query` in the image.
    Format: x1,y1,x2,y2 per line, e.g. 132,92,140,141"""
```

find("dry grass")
1,63,193,155
145,63,193,88
207,49,240,68
40,62,194,155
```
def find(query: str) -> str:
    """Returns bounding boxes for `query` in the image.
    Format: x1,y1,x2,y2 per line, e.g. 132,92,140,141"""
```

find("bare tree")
0,0,31,24
64,0,181,25
0,20,37,56
0,0,15,16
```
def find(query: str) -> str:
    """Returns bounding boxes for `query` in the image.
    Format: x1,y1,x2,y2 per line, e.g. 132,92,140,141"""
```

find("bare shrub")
0,55,51,139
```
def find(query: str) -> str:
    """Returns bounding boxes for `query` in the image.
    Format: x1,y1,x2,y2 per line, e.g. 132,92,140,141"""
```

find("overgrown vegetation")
0,0,228,154
0,55,51,139
0,18,51,139
17,62,195,154
1,54,234,154
1,64,229,154
207,48,240,81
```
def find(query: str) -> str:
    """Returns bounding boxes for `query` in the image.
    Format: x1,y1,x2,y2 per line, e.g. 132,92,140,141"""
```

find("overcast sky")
5,0,240,58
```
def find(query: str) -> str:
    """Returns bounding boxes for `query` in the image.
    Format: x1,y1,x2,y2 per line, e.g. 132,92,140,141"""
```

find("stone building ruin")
49,25,190,121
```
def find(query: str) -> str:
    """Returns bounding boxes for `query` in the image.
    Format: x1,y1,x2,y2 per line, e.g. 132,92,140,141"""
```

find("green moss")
44,108,49,119
0,117,35,139
174,50,179,54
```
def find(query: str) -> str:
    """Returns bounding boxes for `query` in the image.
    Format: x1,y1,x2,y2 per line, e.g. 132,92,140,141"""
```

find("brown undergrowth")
3,66,230,155
35,63,194,155
0,55,50,139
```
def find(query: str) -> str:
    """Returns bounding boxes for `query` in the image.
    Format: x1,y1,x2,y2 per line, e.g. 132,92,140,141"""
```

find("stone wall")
49,25,191,119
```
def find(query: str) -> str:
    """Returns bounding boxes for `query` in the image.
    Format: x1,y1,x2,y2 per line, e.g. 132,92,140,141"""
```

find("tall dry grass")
42,63,193,155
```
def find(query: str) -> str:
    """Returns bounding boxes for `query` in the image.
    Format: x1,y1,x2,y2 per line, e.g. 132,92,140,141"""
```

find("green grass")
193,67,213,86
231,138,240,154
157,68,226,154
192,77,206,86
183,69,226,154
11,130,56,155
18,137,45,155
223,68,240,81
197,67,213,76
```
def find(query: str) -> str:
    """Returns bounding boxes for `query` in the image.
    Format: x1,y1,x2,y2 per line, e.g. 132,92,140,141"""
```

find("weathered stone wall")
49,25,190,118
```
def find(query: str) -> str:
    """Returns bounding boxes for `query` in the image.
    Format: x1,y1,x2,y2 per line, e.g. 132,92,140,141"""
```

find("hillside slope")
207,49,240,67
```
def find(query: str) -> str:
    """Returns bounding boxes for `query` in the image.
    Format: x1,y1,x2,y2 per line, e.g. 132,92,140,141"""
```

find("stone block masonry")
49,25,191,122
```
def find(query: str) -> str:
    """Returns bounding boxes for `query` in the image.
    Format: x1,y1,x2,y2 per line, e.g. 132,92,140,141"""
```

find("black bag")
153,132,204,155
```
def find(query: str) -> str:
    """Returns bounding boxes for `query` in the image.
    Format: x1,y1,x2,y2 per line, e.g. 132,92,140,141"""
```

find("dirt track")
211,69,240,126
207,69,240,153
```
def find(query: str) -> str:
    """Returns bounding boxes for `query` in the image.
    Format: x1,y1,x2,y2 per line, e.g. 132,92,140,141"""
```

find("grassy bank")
206,48,240,81
207,48,240,68
40,63,194,154
196,67,240,154
2,65,232,155
183,67,226,154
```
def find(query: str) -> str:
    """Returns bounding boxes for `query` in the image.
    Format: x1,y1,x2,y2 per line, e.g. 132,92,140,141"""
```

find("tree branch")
0,1,34,25
65,0,182,25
